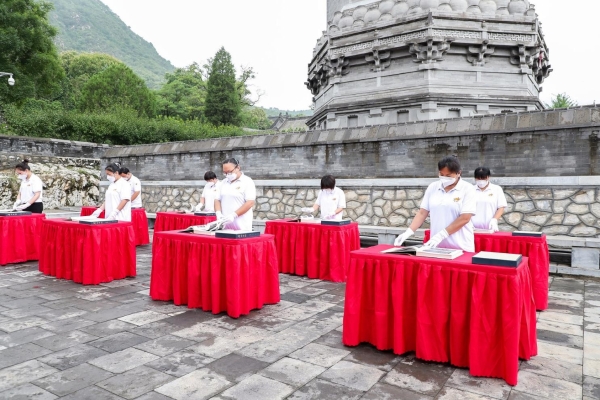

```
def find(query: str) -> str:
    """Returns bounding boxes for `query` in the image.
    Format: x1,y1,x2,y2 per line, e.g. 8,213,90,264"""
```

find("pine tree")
204,47,241,126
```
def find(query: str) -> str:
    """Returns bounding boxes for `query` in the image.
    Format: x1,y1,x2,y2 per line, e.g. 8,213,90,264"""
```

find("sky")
98,0,598,110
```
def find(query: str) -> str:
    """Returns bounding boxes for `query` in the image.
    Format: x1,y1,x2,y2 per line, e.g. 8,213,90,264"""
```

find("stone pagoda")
306,0,552,130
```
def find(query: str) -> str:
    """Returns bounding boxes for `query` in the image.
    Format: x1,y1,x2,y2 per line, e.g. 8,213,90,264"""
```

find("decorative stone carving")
467,40,495,66
327,55,350,77
409,38,452,64
365,49,391,71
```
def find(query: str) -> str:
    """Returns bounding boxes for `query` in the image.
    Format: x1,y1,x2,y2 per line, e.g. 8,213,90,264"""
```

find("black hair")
321,175,336,190
222,158,239,166
119,167,131,175
204,171,217,181
105,163,120,173
474,167,491,180
15,159,31,171
437,155,461,174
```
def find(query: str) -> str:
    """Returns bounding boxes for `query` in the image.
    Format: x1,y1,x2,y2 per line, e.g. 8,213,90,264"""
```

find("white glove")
16,203,29,211
489,218,499,232
91,209,102,218
216,211,223,220
223,213,237,223
107,211,119,220
394,228,414,247
301,207,313,214
423,229,450,249
195,203,204,212
13,201,21,210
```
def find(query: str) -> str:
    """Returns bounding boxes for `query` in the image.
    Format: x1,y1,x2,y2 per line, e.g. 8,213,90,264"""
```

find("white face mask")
324,189,334,194
107,175,116,183
226,173,237,183
476,180,489,189
439,176,457,188
18,174,27,181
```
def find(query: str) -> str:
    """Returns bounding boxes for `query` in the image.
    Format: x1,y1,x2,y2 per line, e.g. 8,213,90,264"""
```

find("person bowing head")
301,175,347,220
215,158,256,231
195,171,222,212
394,155,477,252
472,167,507,232
92,163,132,221
13,160,44,213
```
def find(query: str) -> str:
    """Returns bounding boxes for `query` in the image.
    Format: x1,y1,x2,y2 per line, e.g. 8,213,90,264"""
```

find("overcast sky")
99,0,597,110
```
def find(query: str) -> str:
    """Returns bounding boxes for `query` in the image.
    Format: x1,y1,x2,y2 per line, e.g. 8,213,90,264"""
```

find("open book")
185,219,227,235
382,245,463,260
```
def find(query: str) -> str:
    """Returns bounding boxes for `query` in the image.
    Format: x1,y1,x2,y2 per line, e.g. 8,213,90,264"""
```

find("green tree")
240,107,272,130
58,51,122,109
204,47,241,126
79,63,156,117
157,62,206,120
0,0,65,105
545,93,578,109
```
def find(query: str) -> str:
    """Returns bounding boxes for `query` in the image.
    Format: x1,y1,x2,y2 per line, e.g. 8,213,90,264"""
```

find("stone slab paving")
0,243,598,399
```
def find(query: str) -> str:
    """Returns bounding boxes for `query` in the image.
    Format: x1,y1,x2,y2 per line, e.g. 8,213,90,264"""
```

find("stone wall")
0,134,108,159
0,154,101,209
112,178,600,237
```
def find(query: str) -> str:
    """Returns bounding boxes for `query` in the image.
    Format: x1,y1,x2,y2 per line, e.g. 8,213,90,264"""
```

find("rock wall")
0,154,101,209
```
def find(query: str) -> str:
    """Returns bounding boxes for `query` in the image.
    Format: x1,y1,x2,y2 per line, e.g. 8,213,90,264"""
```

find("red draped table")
0,214,46,266
150,231,280,318
424,230,550,310
39,219,136,285
264,219,360,282
81,206,150,246
343,245,537,386
154,212,217,233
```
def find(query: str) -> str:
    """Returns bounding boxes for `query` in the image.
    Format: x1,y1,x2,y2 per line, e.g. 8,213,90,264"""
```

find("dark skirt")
24,202,44,214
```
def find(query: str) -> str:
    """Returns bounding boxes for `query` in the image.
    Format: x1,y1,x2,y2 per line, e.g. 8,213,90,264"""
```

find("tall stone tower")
307,0,551,130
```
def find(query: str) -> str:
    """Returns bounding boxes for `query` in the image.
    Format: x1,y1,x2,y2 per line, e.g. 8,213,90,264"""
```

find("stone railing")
101,176,600,238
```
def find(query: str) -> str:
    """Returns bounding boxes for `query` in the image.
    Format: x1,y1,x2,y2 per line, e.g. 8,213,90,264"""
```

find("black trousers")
24,202,44,214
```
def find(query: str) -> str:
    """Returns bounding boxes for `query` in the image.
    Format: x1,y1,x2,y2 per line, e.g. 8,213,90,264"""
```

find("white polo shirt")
216,173,256,231
19,174,44,204
201,180,222,212
127,175,143,208
316,187,346,220
105,177,132,222
420,178,477,252
472,182,508,229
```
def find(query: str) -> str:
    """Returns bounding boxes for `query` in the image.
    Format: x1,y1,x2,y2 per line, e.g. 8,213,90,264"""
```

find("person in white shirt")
13,159,44,214
91,163,132,221
195,171,222,212
301,175,347,220
395,156,477,252
119,167,143,208
471,167,508,232
215,158,256,231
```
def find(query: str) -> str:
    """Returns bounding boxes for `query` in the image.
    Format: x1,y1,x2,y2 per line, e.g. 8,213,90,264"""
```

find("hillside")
47,0,174,89
263,107,313,118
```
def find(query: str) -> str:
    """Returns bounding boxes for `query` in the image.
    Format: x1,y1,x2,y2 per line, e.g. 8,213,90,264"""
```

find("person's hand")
216,211,223,220
223,213,237,223
394,228,414,247
107,211,119,220
91,209,102,218
195,203,204,212
301,207,313,214
423,229,449,249
489,218,499,232
13,201,21,210
16,203,29,211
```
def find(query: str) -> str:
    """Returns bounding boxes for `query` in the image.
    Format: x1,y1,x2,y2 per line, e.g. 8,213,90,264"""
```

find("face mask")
439,176,457,188
324,189,334,194
18,174,27,181
226,173,236,183
107,175,115,183
476,180,489,189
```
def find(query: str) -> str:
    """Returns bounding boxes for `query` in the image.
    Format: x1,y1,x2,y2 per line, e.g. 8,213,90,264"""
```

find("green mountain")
47,0,175,89
263,107,313,118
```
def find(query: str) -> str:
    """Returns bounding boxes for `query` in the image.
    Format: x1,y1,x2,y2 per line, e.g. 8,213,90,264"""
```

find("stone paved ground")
0,243,599,399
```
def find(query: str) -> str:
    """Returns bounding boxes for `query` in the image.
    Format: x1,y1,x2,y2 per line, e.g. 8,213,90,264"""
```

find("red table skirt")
81,206,149,246
343,245,537,386
154,212,217,233
39,219,136,285
424,230,550,310
264,220,361,282
0,214,46,266
150,231,280,318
